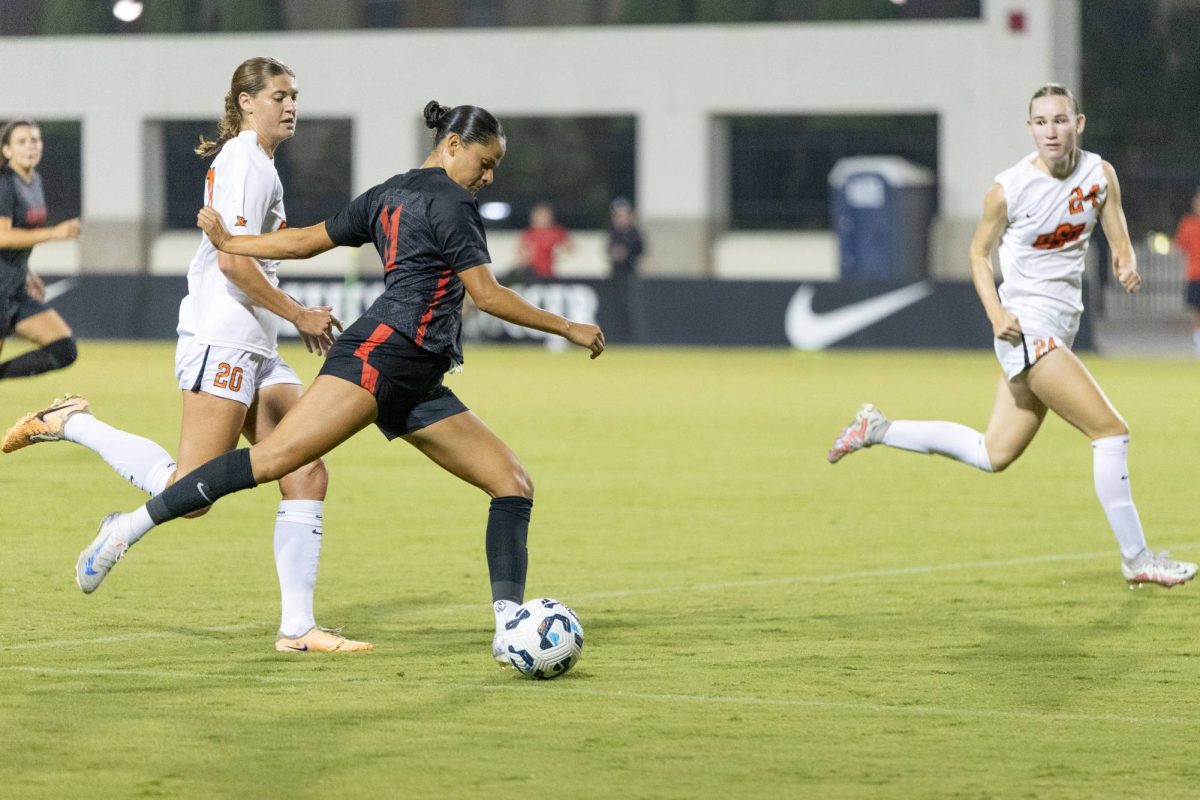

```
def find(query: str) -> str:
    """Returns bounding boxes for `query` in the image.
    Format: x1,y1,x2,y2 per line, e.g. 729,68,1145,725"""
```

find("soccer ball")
503,598,584,680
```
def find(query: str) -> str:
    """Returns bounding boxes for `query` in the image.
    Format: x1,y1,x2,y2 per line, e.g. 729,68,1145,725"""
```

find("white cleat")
1121,550,1198,589
75,513,130,594
827,403,890,464
492,633,509,666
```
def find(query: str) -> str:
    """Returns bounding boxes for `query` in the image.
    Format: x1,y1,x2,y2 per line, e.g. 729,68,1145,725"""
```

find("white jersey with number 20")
994,149,1106,334
179,129,286,357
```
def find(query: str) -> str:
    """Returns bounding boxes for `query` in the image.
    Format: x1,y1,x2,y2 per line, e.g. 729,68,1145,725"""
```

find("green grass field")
2,342,1199,798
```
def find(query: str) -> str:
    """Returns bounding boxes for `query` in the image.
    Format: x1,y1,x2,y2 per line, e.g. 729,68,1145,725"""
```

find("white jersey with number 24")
994,149,1106,335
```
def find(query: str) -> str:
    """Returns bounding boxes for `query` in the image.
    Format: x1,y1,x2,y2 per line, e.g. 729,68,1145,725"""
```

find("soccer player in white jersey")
3,58,371,651
827,83,1197,589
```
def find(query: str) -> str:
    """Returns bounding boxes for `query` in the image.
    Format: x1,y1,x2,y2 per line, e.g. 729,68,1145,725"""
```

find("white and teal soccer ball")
503,598,584,680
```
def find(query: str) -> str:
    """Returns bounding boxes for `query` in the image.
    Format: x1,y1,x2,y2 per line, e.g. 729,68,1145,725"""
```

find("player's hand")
1114,262,1141,293
300,330,335,356
52,218,80,241
564,320,605,359
197,207,231,250
24,270,45,303
293,305,338,342
299,311,342,355
991,309,1023,345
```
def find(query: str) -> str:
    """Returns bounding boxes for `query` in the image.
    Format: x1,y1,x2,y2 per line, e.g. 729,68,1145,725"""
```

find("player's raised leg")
1027,347,1196,587
828,376,1044,473
76,375,378,593
403,410,533,664
76,390,247,593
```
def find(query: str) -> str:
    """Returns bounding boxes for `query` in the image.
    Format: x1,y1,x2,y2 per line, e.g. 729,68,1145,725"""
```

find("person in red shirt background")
515,202,571,280
1173,187,1200,357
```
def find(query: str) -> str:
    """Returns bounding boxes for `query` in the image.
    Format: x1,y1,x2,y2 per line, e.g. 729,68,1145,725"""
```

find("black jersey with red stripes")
325,167,490,364
0,168,48,296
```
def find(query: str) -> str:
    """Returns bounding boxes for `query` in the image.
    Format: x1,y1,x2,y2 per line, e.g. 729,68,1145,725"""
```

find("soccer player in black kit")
74,101,606,665
0,118,81,380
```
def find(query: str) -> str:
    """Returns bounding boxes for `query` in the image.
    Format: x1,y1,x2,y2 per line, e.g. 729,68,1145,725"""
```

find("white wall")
9,0,1077,279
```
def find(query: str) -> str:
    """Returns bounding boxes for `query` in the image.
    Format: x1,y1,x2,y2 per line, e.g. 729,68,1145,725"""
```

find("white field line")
0,666,1194,726
3,543,1195,653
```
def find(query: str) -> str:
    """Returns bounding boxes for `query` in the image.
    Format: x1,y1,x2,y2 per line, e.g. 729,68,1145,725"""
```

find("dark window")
728,115,938,230
481,117,635,231
162,119,352,230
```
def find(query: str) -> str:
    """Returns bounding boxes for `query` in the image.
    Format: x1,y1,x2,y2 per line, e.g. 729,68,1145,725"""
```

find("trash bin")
829,156,935,281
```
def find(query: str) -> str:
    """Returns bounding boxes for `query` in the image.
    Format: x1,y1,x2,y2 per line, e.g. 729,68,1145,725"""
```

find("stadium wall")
6,0,1077,280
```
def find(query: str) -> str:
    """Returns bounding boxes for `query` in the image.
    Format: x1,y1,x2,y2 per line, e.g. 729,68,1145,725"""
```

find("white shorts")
993,323,1079,381
174,336,301,407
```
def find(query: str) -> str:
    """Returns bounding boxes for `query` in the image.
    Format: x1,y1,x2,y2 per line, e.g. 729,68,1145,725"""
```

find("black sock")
0,336,77,379
486,496,532,604
146,449,258,524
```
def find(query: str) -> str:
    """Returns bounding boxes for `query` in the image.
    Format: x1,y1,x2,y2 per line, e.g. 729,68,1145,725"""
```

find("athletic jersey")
325,167,491,365
0,168,47,298
180,130,287,357
994,149,1107,333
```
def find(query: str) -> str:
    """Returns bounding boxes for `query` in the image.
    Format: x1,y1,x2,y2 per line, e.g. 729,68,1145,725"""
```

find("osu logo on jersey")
1033,222,1085,250
234,215,248,227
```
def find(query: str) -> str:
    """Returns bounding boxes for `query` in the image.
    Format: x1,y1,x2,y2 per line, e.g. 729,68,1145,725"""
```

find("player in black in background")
0,118,81,380
74,101,606,664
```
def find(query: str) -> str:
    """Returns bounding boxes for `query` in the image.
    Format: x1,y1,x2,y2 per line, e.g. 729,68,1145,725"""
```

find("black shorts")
0,284,48,339
320,316,468,439
1187,281,1200,311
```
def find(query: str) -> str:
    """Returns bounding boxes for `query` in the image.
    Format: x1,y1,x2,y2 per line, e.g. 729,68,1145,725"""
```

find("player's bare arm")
214,250,338,350
0,215,79,248
1099,161,1140,294
459,264,605,358
969,183,1021,343
197,207,335,260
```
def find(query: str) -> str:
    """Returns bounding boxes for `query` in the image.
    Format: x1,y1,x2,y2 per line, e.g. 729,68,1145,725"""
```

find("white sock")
63,414,176,495
494,599,519,636
118,505,156,546
1193,329,1200,357
274,499,324,637
880,420,994,472
1092,435,1147,560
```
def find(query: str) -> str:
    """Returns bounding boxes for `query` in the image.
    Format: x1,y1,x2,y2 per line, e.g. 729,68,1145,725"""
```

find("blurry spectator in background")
607,196,644,341
0,117,80,381
515,202,571,281
1174,187,1200,357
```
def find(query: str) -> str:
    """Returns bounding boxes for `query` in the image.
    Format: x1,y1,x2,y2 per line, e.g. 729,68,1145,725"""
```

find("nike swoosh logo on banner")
785,281,933,350
42,278,77,303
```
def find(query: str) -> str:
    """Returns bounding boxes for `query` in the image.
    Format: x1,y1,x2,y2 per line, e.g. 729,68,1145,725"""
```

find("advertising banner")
40,275,1092,351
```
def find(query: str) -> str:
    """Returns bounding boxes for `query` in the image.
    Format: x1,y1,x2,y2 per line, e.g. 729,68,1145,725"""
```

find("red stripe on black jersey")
379,205,404,272
413,269,453,347
352,322,394,392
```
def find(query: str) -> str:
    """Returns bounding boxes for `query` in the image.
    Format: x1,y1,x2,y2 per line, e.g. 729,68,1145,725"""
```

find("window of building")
481,116,635,231
727,114,938,230
162,118,352,230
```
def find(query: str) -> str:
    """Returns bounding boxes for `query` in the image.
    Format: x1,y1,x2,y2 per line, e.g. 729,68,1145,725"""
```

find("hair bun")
423,100,449,129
